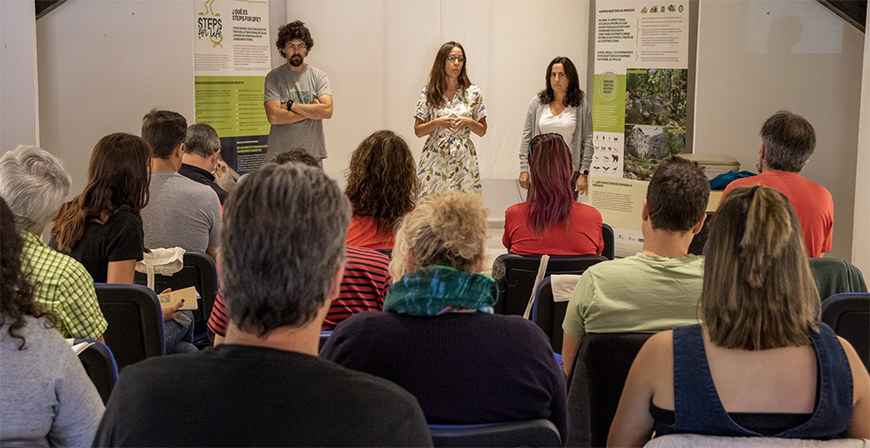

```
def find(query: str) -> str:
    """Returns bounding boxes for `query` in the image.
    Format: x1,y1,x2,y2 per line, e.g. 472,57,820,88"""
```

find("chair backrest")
134,252,218,342
565,332,653,448
94,283,165,369
810,258,868,302
821,292,869,369
74,338,119,405
319,330,333,350
531,277,569,353
375,249,393,259
688,211,715,256
601,223,615,260
429,419,561,448
493,254,608,316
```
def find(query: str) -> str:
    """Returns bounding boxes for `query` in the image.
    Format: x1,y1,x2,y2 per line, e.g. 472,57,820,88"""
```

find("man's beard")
289,55,303,67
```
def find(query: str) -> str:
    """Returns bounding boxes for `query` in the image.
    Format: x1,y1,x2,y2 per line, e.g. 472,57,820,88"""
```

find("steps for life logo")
197,0,223,48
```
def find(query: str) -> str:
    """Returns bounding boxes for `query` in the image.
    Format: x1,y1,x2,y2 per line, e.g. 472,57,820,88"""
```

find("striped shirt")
208,245,391,335
21,231,108,339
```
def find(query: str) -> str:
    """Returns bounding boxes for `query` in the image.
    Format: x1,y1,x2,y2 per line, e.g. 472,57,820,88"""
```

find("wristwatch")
582,169,589,176
286,100,294,112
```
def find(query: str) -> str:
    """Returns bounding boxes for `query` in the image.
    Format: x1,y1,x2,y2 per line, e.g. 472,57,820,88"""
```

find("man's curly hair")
276,21,314,58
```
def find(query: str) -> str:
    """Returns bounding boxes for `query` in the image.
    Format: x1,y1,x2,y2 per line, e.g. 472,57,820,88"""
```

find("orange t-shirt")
346,215,395,250
721,171,833,258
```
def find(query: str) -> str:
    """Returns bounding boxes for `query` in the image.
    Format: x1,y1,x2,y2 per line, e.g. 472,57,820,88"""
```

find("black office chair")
319,331,333,350
94,283,165,370
531,277,570,353
375,249,393,259
821,292,869,369
134,251,218,345
493,254,608,316
565,332,653,448
74,338,119,405
601,223,615,260
429,419,561,448
688,211,714,256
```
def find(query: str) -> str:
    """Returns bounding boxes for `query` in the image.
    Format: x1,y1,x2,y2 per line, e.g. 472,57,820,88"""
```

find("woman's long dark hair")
52,133,151,252
526,134,575,233
425,41,471,110
1,198,56,349
538,56,584,107
345,130,419,236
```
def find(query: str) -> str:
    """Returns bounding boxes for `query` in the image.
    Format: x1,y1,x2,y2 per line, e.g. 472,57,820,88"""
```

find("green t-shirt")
562,253,704,341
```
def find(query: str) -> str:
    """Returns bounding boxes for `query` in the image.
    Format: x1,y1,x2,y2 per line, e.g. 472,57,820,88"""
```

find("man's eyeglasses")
285,43,307,52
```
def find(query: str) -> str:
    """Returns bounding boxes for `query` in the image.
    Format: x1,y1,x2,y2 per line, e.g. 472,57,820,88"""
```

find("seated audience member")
0,198,104,447
51,133,195,354
345,130,418,250
139,110,221,259
0,146,107,340
321,192,567,437
721,110,832,258
503,133,603,255
608,186,870,446
178,123,228,205
208,150,391,338
93,163,433,447
561,156,709,374
274,147,319,166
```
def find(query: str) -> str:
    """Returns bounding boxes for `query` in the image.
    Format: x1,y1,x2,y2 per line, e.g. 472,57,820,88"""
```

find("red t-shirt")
503,202,604,256
207,245,391,334
346,215,395,250
721,171,833,258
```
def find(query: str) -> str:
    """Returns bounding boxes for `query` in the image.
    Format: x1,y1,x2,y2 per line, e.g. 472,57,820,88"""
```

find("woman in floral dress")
414,41,487,197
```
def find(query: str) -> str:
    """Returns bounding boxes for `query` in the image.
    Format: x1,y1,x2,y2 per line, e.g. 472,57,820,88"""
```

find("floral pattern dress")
415,85,486,197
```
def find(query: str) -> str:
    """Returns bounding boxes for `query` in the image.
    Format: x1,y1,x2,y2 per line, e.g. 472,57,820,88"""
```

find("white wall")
36,0,195,196
280,0,590,179
36,0,589,204
693,0,865,262
852,6,870,276
1,0,39,153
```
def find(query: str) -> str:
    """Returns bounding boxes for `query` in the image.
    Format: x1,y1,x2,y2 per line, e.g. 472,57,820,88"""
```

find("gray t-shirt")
0,315,105,447
264,64,331,158
141,171,222,253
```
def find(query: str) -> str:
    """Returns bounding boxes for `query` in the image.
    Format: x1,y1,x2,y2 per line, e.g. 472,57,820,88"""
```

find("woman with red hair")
503,133,603,255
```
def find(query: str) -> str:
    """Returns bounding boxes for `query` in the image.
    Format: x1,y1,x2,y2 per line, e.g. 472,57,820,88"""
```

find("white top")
539,105,577,146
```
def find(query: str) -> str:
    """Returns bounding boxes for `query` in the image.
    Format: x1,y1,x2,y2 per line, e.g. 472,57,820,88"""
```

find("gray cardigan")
519,95,593,173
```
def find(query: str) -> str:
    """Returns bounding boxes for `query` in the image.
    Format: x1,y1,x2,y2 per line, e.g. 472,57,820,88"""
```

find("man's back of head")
183,123,220,159
0,145,72,233
761,110,816,173
646,156,710,233
142,109,187,159
222,162,350,336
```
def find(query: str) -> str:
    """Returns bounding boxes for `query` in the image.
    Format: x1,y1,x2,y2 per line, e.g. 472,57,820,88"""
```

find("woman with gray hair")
321,191,567,436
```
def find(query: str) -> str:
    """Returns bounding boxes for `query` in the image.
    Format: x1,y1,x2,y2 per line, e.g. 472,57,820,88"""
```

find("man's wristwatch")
287,100,294,112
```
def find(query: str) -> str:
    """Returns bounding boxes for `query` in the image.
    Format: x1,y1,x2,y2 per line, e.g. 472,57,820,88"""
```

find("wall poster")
589,1,690,251
193,0,271,175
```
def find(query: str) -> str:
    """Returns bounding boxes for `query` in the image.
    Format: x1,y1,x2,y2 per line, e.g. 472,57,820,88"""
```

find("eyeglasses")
528,132,564,155
447,56,465,63
285,43,307,52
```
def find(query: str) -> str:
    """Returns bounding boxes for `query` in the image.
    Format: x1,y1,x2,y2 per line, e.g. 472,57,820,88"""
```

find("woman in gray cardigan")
519,56,593,195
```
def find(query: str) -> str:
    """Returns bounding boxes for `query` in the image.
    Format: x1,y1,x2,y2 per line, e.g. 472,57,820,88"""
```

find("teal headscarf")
383,266,498,316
